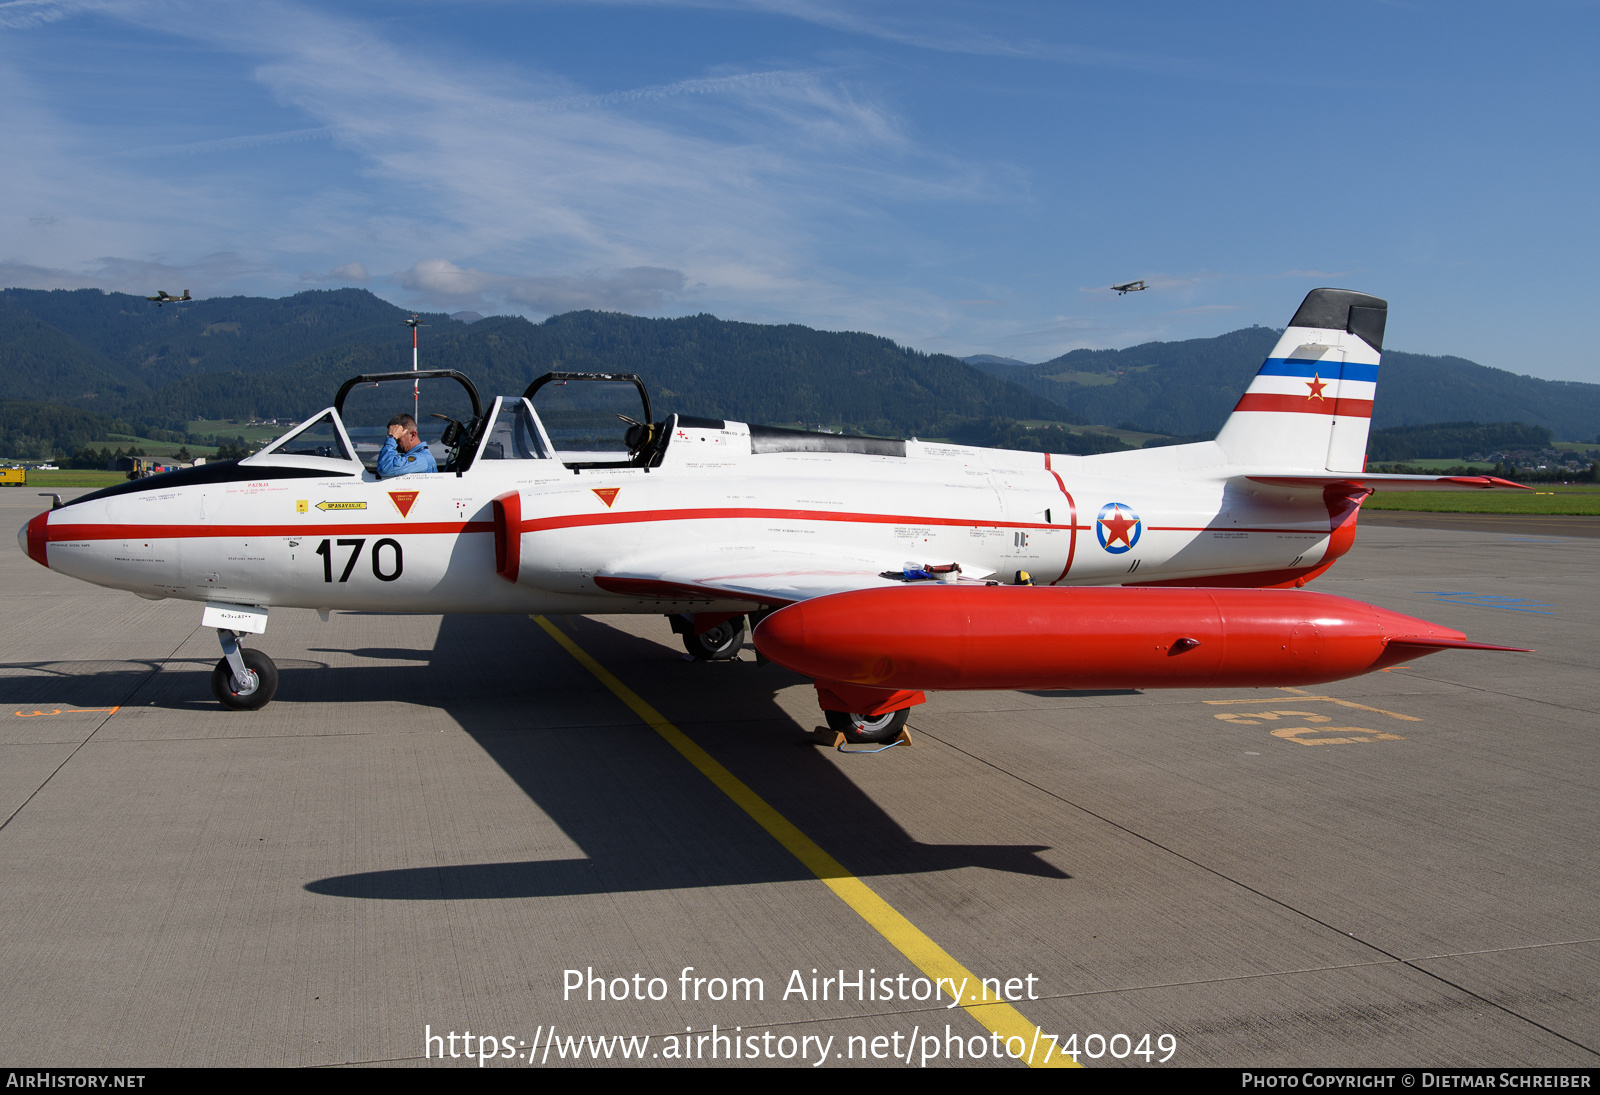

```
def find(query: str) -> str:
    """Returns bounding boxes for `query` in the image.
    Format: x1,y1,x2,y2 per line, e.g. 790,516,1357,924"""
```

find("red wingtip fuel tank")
752,586,1526,693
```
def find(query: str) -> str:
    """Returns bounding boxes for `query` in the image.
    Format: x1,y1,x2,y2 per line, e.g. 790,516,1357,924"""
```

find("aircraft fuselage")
25,418,1345,616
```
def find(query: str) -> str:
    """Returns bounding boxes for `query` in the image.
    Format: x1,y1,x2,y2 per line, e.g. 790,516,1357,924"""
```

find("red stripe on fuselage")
1043,453,1078,584
510,506,1081,536
42,506,1327,544
46,520,497,541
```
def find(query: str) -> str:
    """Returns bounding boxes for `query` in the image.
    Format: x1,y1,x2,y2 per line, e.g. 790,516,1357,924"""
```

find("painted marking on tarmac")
1419,591,1555,615
1206,690,1416,746
13,706,121,718
532,614,1074,1068
1206,689,1422,720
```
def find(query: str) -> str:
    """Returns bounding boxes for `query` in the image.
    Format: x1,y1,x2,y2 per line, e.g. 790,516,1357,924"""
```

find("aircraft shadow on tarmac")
306,614,1068,898
0,614,1065,898
0,659,171,709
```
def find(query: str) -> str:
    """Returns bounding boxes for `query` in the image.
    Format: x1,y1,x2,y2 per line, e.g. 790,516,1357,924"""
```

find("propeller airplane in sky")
145,290,192,305
20,289,1527,740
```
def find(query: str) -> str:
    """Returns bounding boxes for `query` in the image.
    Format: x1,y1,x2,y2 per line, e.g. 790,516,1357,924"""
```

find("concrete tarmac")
2,487,1596,1068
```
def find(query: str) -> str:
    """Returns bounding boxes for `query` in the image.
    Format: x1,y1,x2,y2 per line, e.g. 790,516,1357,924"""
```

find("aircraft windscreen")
475,399,550,461
263,411,352,461
338,377,478,468
530,379,646,457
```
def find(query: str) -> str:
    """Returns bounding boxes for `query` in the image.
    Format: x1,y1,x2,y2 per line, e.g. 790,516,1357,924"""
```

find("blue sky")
2,1,1596,380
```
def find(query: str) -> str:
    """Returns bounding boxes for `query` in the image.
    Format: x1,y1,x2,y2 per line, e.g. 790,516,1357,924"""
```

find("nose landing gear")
212,629,279,711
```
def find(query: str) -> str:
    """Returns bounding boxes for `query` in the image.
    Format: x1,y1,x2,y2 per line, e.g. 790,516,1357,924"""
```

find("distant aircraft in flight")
146,290,192,305
1112,280,1147,295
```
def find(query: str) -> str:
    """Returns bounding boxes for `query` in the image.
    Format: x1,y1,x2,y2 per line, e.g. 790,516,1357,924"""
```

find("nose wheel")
211,629,279,710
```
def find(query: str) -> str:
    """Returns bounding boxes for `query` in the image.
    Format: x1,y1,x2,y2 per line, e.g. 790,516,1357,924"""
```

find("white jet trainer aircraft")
20,290,1525,739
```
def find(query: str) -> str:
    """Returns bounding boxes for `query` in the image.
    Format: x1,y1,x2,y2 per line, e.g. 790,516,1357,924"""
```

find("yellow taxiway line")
533,616,1075,1068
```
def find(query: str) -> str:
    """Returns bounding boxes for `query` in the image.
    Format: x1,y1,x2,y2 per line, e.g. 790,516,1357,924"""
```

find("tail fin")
1214,289,1387,472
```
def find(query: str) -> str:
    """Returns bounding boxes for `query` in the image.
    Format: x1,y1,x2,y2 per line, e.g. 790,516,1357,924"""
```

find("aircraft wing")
1242,473,1530,492
595,545,993,606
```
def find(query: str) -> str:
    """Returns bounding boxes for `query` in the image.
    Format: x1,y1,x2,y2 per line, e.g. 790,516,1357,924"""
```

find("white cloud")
0,1,1018,344
397,258,686,315
0,0,100,30
117,127,335,158
301,262,370,284
0,252,259,296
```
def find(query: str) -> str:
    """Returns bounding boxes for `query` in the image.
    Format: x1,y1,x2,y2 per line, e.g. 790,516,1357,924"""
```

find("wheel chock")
809,726,915,752
810,726,846,747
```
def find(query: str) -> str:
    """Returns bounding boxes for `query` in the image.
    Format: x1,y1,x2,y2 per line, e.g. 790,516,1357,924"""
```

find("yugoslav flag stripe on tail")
1233,394,1374,418
1257,357,1381,384
1214,288,1387,473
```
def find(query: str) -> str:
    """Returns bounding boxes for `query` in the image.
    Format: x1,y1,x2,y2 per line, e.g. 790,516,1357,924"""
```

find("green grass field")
83,437,217,459
6,470,130,489
188,419,290,445
1374,458,1496,471
1364,484,1600,515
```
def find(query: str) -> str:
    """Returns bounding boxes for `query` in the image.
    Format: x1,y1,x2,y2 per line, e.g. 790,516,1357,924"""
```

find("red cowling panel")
1321,482,1371,566
491,492,521,583
26,512,50,568
753,585,1515,694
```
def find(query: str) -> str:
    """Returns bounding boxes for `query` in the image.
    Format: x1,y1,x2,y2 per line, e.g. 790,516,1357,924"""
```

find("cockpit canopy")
243,369,663,476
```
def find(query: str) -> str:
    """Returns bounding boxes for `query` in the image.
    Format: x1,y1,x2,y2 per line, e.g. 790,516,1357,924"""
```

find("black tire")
682,616,745,661
825,707,909,745
210,648,279,711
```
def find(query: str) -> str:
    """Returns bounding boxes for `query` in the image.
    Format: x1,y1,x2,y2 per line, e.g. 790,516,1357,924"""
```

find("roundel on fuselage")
1095,502,1141,554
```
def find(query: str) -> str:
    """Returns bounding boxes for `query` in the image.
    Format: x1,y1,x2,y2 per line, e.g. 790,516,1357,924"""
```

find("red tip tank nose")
21,511,50,568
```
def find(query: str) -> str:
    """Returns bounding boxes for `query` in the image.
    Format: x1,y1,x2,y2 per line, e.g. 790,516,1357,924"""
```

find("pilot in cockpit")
377,413,439,477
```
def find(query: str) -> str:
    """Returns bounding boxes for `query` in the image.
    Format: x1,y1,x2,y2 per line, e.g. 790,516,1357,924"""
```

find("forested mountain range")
963,329,1600,441
0,288,1071,441
1,287,1596,460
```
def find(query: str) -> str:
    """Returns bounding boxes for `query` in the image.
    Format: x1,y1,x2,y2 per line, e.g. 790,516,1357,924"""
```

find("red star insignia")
1306,373,1328,400
1099,506,1137,547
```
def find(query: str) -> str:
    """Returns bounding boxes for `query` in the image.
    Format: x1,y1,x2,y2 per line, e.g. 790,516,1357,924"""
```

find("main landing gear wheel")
682,617,746,661
825,707,909,745
211,648,279,711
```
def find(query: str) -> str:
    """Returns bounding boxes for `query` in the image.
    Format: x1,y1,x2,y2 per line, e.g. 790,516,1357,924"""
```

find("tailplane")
1214,289,1386,472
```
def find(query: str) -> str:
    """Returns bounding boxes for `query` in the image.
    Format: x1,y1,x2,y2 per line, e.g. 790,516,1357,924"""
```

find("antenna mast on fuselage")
403,314,428,425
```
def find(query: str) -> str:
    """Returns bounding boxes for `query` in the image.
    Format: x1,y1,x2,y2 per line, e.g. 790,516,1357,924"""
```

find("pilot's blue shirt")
377,437,438,477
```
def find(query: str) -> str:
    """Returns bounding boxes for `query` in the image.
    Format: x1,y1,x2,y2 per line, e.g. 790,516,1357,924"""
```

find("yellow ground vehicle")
0,468,25,486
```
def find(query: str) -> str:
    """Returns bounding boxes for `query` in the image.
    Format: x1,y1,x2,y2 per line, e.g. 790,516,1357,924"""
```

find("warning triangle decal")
592,488,621,509
388,490,421,518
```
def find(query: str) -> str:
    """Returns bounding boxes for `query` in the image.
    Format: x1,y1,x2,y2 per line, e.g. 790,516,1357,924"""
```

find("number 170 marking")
314,538,403,582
